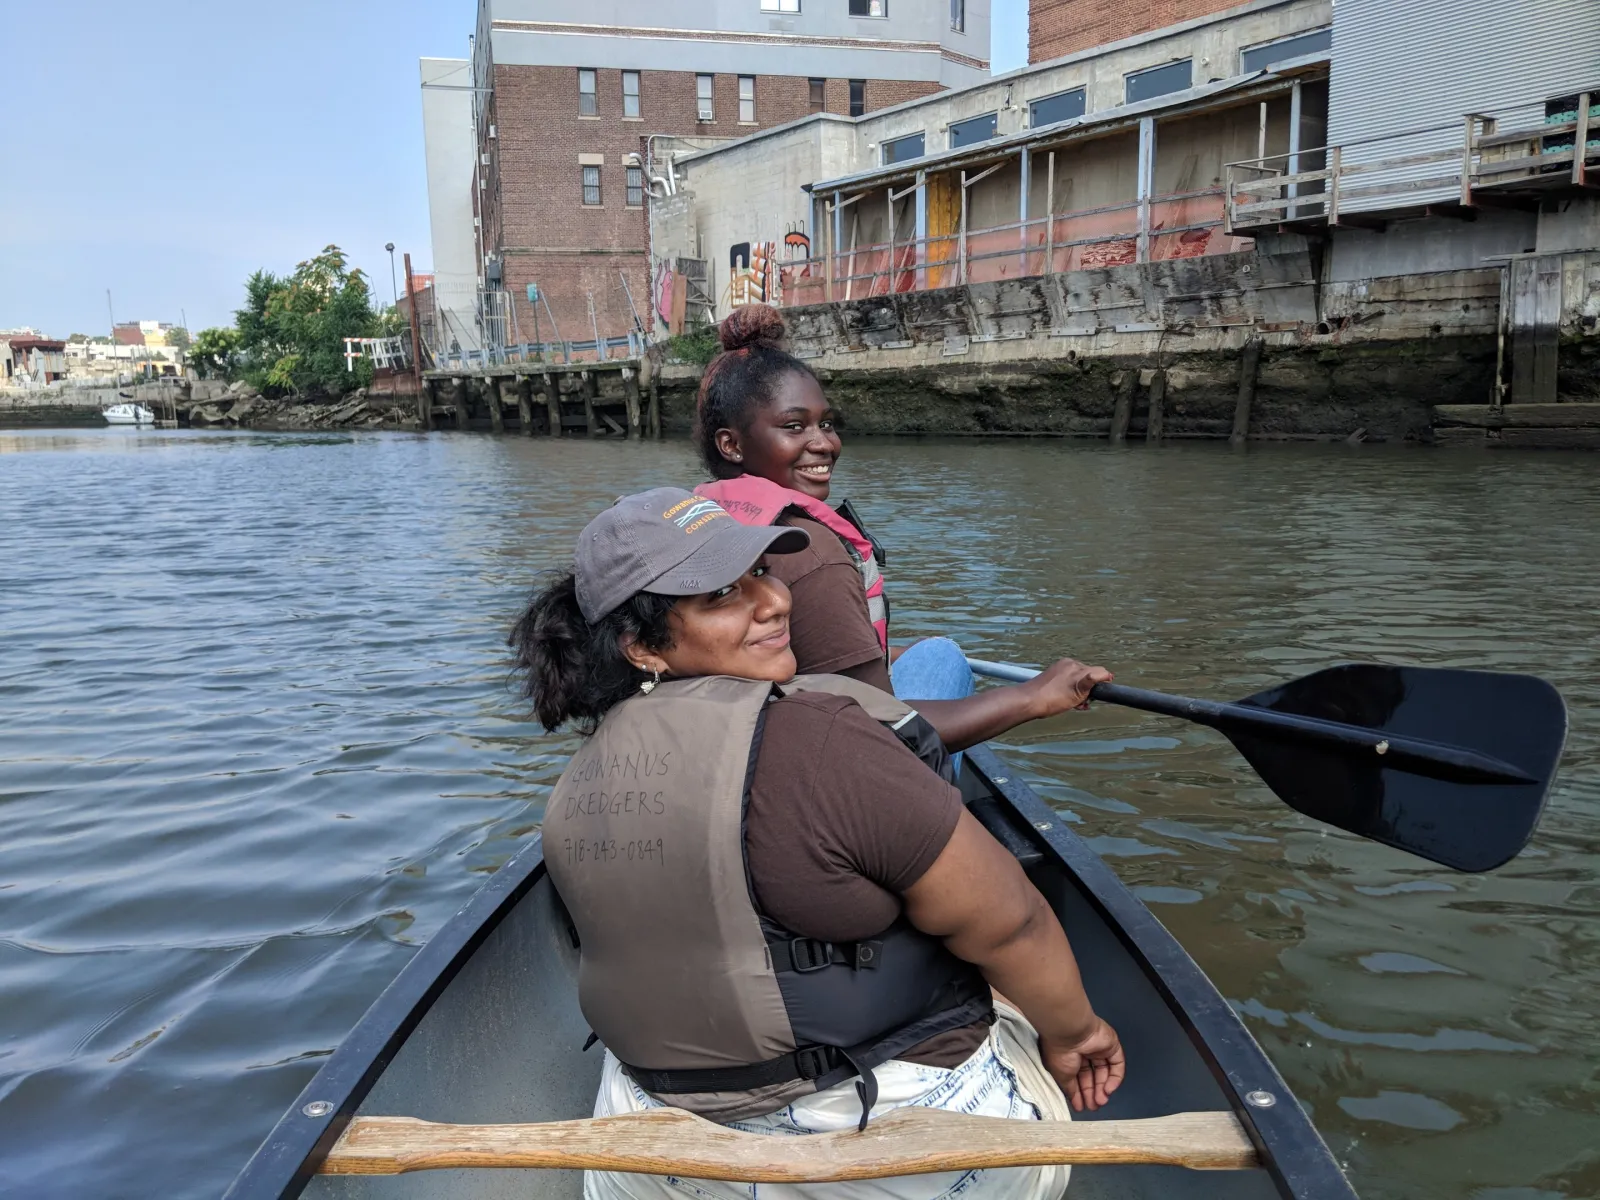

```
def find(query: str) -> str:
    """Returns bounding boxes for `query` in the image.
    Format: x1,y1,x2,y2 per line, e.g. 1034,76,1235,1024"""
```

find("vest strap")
621,1043,843,1096
783,937,884,973
618,995,995,1100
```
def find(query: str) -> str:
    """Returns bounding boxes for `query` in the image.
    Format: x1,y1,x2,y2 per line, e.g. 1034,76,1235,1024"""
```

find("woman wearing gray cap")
509,487,1123,1200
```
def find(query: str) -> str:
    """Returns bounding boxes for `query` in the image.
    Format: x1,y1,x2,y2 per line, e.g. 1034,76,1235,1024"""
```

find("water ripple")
1,430,1597,1200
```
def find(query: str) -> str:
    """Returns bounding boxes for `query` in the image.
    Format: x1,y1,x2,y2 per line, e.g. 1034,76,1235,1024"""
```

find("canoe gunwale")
225,744,1357,1200
962,744,1355,1200
222,838,555,1200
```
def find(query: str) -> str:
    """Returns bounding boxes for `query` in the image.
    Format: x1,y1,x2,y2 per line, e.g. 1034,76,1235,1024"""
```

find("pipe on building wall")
1019,149,1032,274
915,170,928,291
833,191,844,301
1287,80,1303,218
1137,117,1156,264
1045,151,1055,275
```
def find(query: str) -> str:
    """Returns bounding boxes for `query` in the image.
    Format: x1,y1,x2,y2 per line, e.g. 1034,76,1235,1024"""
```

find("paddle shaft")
964,659,1534,786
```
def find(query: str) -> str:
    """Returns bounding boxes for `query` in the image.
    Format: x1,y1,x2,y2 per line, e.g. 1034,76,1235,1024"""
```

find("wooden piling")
1230,339,1264,445
1109,371,1136,443
622,368,642,439
488,378,506,434
543,372,561,437
420,379,435,432
516,377,534,436
454,378,470,431
582,372,599,437
1146,370,1167,444
648,378,661,439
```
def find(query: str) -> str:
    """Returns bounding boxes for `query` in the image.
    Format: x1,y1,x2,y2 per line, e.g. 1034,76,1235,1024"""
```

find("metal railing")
430,332,646,372
1226,92,1600,230
775,189,1244,306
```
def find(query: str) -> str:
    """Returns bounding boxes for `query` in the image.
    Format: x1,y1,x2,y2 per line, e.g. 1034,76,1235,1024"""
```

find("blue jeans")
890,636,973,775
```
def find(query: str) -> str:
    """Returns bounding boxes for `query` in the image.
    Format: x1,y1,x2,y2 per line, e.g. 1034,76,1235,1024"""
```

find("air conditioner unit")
481,152,491,165
488,124,497,138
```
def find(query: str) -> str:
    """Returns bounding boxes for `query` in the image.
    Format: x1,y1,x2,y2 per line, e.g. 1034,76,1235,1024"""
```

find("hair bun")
719,303,787,352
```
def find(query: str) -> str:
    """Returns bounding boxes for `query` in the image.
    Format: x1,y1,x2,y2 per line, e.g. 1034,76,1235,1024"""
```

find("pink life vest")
695,475,888,654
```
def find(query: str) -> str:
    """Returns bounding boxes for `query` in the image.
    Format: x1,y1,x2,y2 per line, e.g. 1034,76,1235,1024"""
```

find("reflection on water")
0,428,1596,1199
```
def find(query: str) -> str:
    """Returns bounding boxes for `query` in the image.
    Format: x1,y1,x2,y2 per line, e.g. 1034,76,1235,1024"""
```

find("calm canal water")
1,427,1596,1199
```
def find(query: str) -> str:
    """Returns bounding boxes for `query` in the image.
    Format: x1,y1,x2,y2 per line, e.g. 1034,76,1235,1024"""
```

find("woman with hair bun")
693,303,1110,759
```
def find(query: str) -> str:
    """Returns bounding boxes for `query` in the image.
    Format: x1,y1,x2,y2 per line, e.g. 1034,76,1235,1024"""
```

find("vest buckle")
794,1045,834,1081
853,940,883,970
789,937,834,973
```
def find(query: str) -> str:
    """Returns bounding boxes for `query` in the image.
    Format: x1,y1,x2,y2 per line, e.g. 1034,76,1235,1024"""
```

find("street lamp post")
386,243,398,309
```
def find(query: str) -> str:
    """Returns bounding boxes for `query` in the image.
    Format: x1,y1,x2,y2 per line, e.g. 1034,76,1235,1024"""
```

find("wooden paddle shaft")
322,1106,1259,1179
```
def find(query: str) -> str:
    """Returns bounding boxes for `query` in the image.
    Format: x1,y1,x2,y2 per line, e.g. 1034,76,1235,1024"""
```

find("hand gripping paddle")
966,660,1567,873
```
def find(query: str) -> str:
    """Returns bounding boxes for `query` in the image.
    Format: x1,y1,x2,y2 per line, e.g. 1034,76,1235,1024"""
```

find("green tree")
189,327,241,378
165,326,191,353
232,245,383,397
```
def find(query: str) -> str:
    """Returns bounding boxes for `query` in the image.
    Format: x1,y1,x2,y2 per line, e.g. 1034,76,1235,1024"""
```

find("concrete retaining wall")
657,246,1600,442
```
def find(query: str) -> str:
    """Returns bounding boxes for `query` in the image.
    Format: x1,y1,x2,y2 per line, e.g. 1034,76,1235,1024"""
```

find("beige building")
651,0,1330,320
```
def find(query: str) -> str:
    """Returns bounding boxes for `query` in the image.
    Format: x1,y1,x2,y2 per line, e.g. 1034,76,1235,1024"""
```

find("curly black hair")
692,303,819,480
507,572,677,733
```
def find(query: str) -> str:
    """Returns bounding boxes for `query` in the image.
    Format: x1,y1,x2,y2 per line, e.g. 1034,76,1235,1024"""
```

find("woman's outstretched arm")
901,809,1126,1111
913,658,1112,752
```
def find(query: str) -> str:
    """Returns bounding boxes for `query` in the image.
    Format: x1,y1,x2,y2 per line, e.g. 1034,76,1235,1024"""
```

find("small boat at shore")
103,402,156,425
224,744,1359,1200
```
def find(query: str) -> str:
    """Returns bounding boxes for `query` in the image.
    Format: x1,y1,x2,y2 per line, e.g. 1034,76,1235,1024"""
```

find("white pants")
584,1004,1072,1200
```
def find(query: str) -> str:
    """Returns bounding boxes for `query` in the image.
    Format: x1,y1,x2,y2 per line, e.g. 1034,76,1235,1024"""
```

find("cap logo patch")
662,497,729,535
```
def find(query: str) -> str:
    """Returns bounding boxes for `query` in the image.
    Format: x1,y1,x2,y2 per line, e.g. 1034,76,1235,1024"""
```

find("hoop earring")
640,668,661,695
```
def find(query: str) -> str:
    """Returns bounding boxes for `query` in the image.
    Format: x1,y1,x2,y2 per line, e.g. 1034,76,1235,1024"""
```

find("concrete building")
2,336,68,388
421,0,992,357
421,57,483,355
653,0,1330,318
637,0,1598,437
112,320,184,349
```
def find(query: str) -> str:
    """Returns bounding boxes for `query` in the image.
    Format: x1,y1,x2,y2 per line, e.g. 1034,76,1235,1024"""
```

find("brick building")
422,2,991,353
1031,0,1243,62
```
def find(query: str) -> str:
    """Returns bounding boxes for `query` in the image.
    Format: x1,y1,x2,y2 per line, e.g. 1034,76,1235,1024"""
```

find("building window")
809,78,826,112
849,79,866,117
1125,59,1192,104
582,165,602,205
760,0,800,10
950,0,965,32
1029,87,1086,129
697,74,715,120
626,165,644,207
948,111,997,148
622,71,640,118
849,0,886,15
1241,27,1332,74
881,131,925,165
578,68,597,116
739,75,756,122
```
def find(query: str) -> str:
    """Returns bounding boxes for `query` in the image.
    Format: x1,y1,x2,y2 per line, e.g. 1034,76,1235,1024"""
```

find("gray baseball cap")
574,487,810,621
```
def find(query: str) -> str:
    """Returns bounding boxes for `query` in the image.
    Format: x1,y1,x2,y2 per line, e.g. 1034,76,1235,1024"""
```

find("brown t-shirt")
744,690,989,1067
766,515,893,693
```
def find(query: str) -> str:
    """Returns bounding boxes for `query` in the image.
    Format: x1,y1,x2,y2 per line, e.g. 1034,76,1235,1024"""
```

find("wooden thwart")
321,1107,1258,1180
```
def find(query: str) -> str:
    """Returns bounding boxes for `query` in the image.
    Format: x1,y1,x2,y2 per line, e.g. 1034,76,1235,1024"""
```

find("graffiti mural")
725,240,775,308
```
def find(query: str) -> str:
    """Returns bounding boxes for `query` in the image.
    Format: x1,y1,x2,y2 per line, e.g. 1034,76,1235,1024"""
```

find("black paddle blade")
1227,664,1566,872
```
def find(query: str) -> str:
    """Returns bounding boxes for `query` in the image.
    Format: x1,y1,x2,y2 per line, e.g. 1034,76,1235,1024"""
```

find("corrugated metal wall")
1328,0,1600,209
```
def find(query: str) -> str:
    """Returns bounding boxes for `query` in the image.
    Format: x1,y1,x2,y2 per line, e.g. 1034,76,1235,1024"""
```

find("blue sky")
2,1,1027,338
